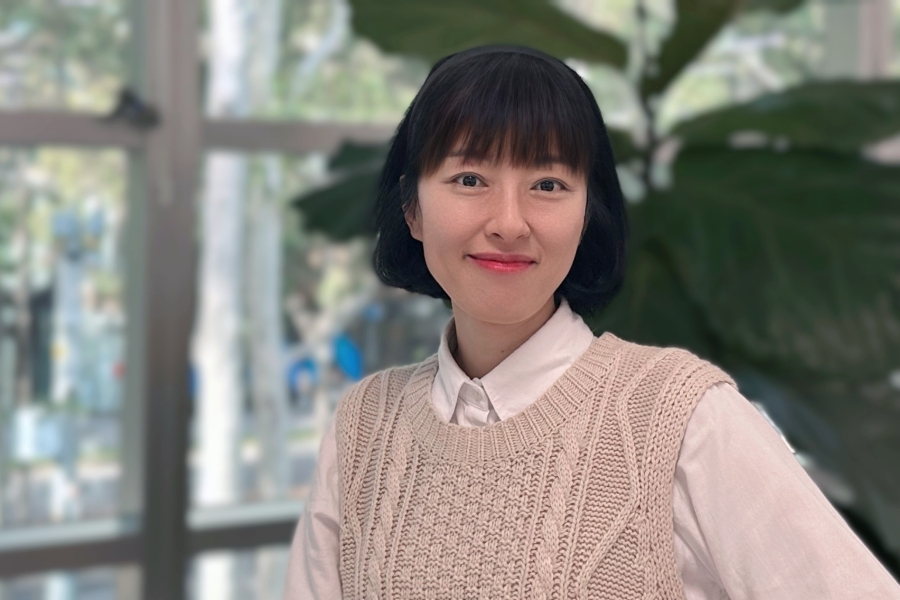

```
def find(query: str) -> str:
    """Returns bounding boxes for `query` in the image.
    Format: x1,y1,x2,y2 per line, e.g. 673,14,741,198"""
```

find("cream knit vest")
335,331,736,599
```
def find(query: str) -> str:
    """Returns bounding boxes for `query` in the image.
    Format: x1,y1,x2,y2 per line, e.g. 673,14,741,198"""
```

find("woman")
285,45,900,599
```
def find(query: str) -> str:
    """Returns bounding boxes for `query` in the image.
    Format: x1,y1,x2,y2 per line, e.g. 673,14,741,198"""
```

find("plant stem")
639,91,658,193
634,0,658,193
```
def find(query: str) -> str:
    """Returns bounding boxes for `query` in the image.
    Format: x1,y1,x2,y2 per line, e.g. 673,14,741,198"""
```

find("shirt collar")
434,297,596,423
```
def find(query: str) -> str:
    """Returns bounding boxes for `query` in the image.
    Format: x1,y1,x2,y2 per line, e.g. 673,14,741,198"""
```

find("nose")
484,185,530,241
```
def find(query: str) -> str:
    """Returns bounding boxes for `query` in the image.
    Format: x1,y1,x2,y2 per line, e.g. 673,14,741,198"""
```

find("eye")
536,179,566,192
453,174,482,187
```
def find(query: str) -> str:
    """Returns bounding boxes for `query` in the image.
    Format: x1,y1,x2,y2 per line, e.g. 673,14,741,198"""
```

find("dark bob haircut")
371,44,628,319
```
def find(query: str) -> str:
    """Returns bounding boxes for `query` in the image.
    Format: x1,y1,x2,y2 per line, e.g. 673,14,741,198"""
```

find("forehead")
419,133,590,182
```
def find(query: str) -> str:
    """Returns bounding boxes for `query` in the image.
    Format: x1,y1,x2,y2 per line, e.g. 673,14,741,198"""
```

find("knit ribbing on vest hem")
401,331,622,465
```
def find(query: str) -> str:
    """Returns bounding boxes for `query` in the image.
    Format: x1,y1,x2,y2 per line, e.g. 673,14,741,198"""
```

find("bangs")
410,52,595,177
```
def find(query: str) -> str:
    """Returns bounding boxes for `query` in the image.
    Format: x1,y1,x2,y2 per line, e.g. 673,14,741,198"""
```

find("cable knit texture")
335,331,737,600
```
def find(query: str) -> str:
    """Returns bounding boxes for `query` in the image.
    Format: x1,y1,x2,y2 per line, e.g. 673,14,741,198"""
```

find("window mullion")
133,0,203,598
204,119,394,155
0,112,145,148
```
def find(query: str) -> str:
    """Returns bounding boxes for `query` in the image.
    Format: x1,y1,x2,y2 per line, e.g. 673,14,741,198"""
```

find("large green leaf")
586,205,719,358
640,0,740,100
292,171,380,241
328,141,390,171
671,81,900,153
606,127,642,163
291,141,389,241
647,148,900,380
738,0,805,14
349,0,628,68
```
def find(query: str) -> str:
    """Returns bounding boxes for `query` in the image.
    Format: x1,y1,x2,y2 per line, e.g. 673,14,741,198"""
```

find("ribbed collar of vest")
400,330,623,465
434,297,596,423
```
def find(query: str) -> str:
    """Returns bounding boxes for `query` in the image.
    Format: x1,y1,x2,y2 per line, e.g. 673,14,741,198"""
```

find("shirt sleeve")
284,416,342,600
673,381,900,600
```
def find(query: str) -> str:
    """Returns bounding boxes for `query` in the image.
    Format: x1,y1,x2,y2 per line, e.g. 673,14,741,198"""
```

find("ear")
405,203,423,242
401,176,423,242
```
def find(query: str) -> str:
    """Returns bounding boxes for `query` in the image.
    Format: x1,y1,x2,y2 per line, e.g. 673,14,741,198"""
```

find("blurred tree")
0,147,124,538
292,0,900,575
0,7,130,532
0,0,127,110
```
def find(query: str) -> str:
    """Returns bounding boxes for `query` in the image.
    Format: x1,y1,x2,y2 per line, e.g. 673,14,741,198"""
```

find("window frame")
0,0,391,597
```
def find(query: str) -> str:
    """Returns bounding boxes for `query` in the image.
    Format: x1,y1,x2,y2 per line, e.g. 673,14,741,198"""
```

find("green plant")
292,0,900,566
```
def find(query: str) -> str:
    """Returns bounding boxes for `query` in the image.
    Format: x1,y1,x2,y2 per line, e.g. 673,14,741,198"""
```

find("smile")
468,256,535,273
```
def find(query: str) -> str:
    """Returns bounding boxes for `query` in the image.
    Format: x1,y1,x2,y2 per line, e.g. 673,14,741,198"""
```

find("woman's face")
405,150,587,326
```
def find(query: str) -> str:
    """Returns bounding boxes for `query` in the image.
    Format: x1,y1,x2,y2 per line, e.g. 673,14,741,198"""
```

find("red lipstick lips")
468,253,536,273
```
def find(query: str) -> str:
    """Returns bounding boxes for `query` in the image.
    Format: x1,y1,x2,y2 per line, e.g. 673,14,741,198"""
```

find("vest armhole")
640,350,736,599
334,369,389,506
334,363,421,512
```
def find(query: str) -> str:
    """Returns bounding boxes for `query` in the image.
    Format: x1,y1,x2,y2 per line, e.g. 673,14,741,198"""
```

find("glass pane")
0,1,129,112
188,546,287,600
0,148,129,529
189,152,450,513
0,564,139,600
200,0,429,122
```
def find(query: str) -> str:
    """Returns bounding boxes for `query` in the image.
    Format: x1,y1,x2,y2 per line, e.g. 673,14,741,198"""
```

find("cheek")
416,202,464,277
544,204,587,254
419,201,470,250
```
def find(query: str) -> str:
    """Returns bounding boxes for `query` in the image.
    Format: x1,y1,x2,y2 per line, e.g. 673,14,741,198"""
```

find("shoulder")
603,332,708,364
335,360,423,409
331,357,432,481
601,333,738,398
333,357,432,437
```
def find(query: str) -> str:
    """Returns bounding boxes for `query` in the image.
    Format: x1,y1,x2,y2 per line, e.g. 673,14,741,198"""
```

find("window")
0,147,131,531
0,1,447,598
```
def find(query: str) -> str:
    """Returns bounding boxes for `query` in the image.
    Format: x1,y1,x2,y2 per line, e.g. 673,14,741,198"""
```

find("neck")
450,295,558,380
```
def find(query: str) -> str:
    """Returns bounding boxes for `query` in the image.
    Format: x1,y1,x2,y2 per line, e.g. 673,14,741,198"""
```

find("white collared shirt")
285,299,900,599
433,297,595,427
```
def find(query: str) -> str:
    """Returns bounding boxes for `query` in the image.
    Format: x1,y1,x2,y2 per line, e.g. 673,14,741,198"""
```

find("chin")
456,295,548,325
